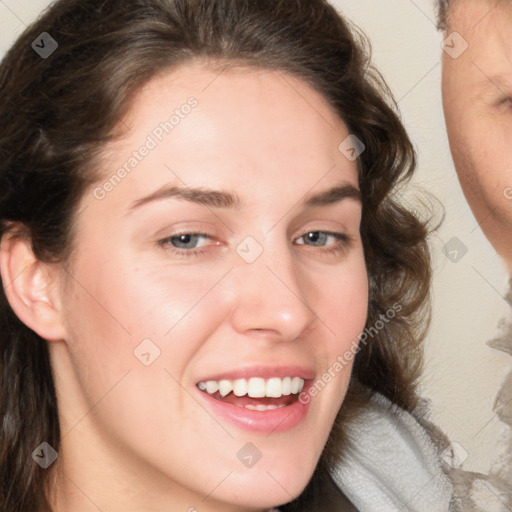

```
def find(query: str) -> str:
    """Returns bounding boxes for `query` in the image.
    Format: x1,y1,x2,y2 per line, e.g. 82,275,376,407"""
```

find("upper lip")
196,365,316,383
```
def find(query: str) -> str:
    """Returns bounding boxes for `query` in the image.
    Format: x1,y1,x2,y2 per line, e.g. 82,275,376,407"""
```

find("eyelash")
158,230,353,258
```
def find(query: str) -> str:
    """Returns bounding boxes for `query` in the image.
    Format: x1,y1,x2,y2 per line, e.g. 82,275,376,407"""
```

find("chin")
217,460,315,509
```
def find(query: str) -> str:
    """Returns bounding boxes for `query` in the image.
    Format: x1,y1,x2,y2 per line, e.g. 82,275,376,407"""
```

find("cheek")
60,249,226,393
69,245,228,333
474,125,512,184
321,260,369,345
296,260,368,413
444,90,512,187
325,259,368,374
451,122,510,194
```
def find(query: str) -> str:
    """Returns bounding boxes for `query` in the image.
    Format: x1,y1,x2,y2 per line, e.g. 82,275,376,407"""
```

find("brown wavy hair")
0,0,432,510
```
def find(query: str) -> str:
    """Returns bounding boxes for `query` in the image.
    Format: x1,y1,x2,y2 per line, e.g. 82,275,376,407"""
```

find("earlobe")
0,230,67,342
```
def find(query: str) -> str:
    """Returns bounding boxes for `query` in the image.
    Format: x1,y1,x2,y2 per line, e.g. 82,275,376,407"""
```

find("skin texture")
442,0,512,270
441,2,512,507
3,65,368,511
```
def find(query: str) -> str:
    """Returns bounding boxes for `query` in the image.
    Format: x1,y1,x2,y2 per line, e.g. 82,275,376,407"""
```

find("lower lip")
197,389,310,433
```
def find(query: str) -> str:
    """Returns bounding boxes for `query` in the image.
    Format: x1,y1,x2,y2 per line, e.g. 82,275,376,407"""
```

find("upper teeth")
198,377,305,398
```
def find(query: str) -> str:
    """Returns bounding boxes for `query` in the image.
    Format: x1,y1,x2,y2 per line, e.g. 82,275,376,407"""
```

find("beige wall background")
1,0,509,475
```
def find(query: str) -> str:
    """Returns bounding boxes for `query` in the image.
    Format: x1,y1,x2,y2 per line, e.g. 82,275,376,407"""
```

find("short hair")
436,0,454,30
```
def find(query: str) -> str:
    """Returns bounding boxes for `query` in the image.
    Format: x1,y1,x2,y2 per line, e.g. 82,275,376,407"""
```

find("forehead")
94,63,358,214
446,0,512,93
126,63,346,140
449,0,512,32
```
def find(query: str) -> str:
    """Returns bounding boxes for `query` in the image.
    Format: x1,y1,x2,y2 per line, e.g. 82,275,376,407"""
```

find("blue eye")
161,233,210,251
158,230,351,259
168,233,209,250
302,231,328,246
296,231,346,247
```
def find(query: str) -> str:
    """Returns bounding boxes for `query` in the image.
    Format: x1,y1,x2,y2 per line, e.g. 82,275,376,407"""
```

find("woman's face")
53,64,368,511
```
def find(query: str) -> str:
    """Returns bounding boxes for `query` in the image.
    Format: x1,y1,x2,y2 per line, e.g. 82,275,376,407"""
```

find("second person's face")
442,0,512,268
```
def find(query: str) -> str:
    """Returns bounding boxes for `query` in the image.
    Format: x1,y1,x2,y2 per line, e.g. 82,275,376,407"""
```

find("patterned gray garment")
418,280,512,511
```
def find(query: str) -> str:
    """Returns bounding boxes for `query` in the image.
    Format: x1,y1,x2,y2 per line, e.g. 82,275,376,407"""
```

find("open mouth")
197,377,305,411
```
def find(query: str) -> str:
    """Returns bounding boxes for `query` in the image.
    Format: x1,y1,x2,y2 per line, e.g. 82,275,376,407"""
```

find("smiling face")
50,64,368,511
442,0,512,268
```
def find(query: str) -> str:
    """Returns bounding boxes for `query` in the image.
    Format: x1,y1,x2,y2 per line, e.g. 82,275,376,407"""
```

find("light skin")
442,0,512,270
0,64,368,511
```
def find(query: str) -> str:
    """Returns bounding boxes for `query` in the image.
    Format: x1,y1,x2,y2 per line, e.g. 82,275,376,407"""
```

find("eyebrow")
128,185,239,210
474,66,512,97
304,183,361,206
127,182,361,212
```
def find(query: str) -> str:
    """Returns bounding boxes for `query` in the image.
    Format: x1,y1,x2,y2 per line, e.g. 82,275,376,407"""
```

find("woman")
0,0,455,510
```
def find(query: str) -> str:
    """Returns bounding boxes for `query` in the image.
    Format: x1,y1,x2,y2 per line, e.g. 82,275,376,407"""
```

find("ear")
0,230,67,342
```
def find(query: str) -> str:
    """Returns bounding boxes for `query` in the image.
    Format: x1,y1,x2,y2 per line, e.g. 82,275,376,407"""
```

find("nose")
228,243,318,342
